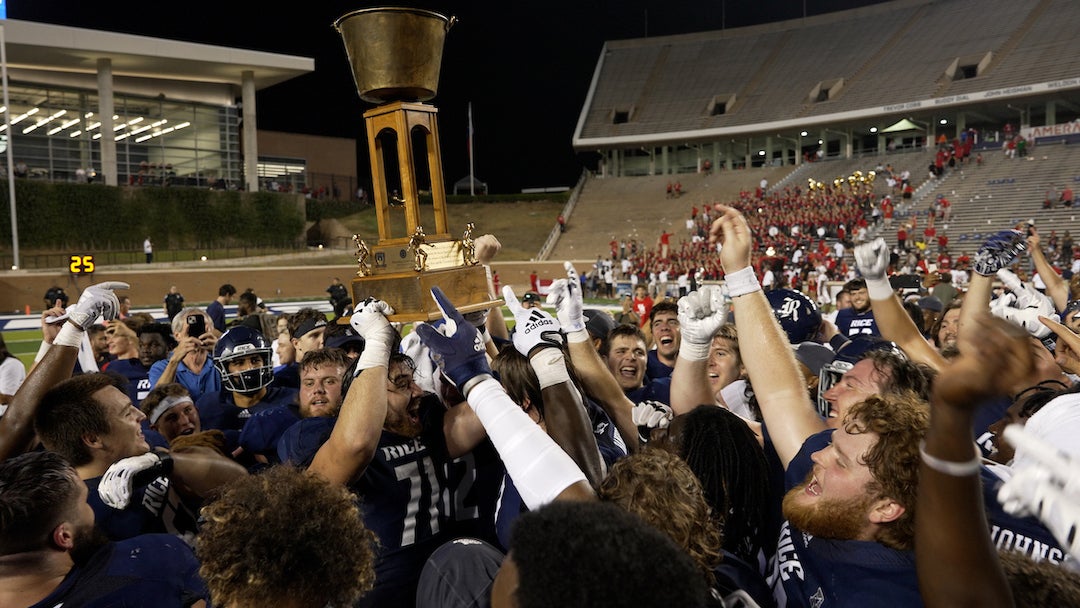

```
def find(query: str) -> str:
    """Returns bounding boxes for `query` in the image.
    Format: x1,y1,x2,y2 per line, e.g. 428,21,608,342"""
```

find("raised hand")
504,285,563,357
545,262,586,334
708,204,752,274
413,287,491,396
48,281,129,330
350,297,396,371
854,237,889,281
677,285,730,361
974,229,1027,276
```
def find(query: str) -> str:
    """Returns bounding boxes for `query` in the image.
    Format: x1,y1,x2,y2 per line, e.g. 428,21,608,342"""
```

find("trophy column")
336,7,500,322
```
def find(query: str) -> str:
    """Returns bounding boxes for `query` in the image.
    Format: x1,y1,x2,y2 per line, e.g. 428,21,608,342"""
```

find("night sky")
11,1,890,193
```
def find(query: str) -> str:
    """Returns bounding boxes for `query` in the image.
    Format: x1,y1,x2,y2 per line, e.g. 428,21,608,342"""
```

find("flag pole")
468,101,475,196
1,21,18,271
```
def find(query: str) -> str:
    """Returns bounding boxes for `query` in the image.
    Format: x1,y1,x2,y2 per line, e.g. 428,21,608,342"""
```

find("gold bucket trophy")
335,7,501,322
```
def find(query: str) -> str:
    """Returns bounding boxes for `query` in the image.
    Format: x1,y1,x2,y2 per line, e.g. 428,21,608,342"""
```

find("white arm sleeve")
466,377,588,509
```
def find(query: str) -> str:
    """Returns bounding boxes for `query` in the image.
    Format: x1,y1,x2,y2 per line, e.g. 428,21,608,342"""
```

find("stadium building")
553,0,1080,264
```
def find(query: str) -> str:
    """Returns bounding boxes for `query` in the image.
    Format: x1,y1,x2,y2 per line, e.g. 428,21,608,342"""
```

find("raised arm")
548,263,640,454
669,286,729,414
854,238,946,372
503,285,604,487
416,287,594,507
962,229,1028,337
476,234,510,344
308,299,396,485
710,204,821,468
1026,231,1068,312
1,282,128,462
917,313,1030,608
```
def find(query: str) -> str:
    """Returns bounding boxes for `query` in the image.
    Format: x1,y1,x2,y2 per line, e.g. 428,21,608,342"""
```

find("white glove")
677,285,729,361
990,289,1057,339
545,262,587,335
998,424,1080,561
350,297,397,371
854,237,889,281
504,286,563,357
632,401,674,429
996,268,1024,295
47,281,129,330
98,452,172,510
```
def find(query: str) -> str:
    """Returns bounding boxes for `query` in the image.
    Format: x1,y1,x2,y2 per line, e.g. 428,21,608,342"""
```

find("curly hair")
598,448,722,583
843,392,929,551
864,349,935,402
1000,549,1080,604
197,466,378,608
676,405,770,562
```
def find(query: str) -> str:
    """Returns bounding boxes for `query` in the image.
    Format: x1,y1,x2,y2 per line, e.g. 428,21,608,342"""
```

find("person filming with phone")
148,307,221,402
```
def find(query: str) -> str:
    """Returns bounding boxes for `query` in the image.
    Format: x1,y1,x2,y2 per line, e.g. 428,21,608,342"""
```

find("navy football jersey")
239,403,302,462
28,534,207,608
84,474,200,545
104,358,153,406
769,430,922,607
272,362,300,390
835,307,881,338
196,385,298,433
646,350,674,380
981,464,1072,566
280,395,484,608
584,396,628,468
625,376,672,408
440,435,504,549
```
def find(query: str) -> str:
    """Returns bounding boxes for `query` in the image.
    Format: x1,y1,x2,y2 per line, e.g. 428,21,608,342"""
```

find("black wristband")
154,450,175,476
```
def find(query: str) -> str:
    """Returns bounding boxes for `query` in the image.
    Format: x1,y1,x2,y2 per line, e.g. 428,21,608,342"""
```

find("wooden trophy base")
349,264,502,323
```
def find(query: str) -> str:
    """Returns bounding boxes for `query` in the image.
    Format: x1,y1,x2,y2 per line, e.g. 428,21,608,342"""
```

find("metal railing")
536,169,589,261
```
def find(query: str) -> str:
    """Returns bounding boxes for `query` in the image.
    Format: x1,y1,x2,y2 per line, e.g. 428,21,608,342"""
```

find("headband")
149,395,194,425
294,318,328,339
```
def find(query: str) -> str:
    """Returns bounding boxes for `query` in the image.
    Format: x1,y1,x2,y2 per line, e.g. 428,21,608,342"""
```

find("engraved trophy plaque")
335,7,501,322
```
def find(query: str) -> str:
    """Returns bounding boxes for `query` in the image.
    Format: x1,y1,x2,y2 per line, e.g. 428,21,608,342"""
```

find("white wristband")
919,440,982,476
355,339,391,372
678,341,710,362
566,328,591,344
34,339,51,362
724,267,761,297
53,323,84,349
866,276,894,301
467,377,588,509
530,349,571,389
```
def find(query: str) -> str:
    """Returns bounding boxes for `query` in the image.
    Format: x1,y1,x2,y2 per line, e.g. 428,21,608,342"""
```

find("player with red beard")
708,204,930,607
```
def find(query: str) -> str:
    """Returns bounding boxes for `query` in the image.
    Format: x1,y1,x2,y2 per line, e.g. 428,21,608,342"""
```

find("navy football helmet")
816,336,903,417
213,326,274,394
766,288,822,344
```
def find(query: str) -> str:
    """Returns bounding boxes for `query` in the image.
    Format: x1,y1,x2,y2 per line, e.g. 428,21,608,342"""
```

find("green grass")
6,329,43,371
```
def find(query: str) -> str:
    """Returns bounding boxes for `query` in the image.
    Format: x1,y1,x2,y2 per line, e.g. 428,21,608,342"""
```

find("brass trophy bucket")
334,7,457,104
